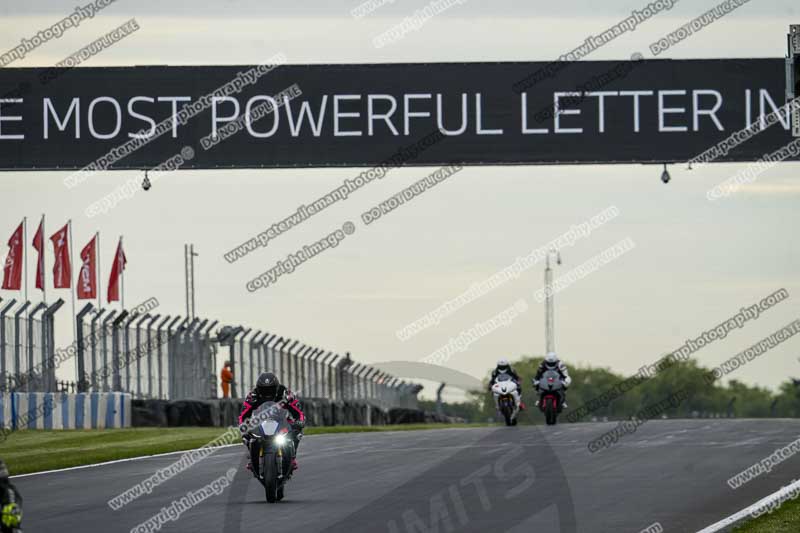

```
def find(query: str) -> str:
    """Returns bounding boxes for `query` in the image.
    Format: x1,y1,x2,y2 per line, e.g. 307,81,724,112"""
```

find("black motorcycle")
241,401,296,503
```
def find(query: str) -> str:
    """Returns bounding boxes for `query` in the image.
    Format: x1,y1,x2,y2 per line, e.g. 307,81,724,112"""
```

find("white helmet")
545,351,558,364
496,358,510,373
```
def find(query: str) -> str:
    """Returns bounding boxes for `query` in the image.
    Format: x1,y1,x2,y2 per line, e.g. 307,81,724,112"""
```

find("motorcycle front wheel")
545,400,557,425
263,449,280,503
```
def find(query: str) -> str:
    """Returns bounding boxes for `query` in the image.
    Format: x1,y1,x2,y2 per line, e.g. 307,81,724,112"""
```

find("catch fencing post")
12,302,31,390
261,334,276,373
297,345,310,395
366,368,379,402
122,313,138,393
75,303,93,392
271,337,285,379
134,313,151,397
350,364,362,400
101,311,117,392
203,320,218,398
155,316,172,399
145,314,160,397
238,328,252,394
27,303,45,390
336,355,351,401
285,340,299,391
166,316,185,399
42,299,65,393
111,311,129,392
311,349,324,398
0,299,17,391
193,319,209,398
249,330,265,392
89,309,106,392
299,345,314,395
262,334,276,372
324,353,337,399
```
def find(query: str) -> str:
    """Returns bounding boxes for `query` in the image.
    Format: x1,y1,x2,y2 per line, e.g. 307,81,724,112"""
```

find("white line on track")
10,444,240,479
696,478,800,532
10,427,493,479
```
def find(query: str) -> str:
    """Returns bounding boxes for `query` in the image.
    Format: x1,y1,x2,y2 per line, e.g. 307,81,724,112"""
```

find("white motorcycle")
491,374,521,426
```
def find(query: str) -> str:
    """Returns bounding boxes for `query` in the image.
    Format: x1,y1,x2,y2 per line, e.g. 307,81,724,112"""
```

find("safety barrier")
0,392,131,431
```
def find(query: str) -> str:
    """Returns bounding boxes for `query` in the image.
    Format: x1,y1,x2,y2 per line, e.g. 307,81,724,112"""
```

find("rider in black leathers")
239,372,305,472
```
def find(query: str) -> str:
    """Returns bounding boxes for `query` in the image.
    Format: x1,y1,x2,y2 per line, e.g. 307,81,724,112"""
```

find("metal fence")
70,303,422,408
0,297,421,409
220,326,420,409
0,297,65,393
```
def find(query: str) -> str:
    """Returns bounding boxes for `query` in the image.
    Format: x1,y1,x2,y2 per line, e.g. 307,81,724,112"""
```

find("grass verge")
0,423,487,476
733,495,800,532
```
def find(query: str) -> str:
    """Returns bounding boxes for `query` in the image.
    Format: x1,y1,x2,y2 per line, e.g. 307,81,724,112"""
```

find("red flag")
77,236,97,300
1,221,23,290
107,238,126,303
50,223,71,289
33,218,44,290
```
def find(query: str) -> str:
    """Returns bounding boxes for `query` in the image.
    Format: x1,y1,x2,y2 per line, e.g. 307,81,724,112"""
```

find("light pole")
184,244,198,319
544,248,562,355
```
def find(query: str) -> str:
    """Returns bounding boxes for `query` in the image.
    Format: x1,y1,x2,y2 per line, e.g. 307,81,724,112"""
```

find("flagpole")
68,219,77,347
96,231,101,312
41,214,46,305
120,236,125,310
23,217,28,313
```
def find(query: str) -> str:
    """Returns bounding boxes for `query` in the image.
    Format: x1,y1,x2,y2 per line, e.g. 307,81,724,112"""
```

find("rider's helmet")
255,372,281,401
0,459,8,480
496,358,511,374
545,351,558,365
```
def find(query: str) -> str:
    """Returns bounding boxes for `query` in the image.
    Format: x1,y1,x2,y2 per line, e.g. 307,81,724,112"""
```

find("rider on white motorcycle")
533,352,572,408
489,359,524,410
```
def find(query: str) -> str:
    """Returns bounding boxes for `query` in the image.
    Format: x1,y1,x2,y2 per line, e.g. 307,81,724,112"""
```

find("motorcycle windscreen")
259,420,280,436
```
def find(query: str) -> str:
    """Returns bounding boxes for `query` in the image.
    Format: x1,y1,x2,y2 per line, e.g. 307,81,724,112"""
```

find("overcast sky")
1,0,799,401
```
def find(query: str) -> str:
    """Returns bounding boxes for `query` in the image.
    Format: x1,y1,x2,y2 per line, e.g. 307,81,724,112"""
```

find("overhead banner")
0,58,796,170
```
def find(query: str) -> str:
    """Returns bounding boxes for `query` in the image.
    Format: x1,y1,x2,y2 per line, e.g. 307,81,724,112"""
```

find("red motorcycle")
537,369,564,426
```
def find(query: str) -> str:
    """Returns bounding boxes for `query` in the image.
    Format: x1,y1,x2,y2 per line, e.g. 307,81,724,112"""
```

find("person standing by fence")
220,360,233,398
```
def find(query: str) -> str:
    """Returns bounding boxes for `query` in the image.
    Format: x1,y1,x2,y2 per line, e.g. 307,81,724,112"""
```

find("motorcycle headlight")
274,433,288,447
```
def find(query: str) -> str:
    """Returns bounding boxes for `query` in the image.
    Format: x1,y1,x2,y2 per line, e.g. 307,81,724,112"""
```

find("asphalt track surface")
13,419,800,532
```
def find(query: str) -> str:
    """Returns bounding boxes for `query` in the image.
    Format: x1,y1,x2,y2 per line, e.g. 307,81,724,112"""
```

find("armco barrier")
131,398,425,428
0,392,131,431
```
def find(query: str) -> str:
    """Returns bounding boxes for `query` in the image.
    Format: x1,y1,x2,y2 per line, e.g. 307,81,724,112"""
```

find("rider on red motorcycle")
239,372,305,472
533,352,572,408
